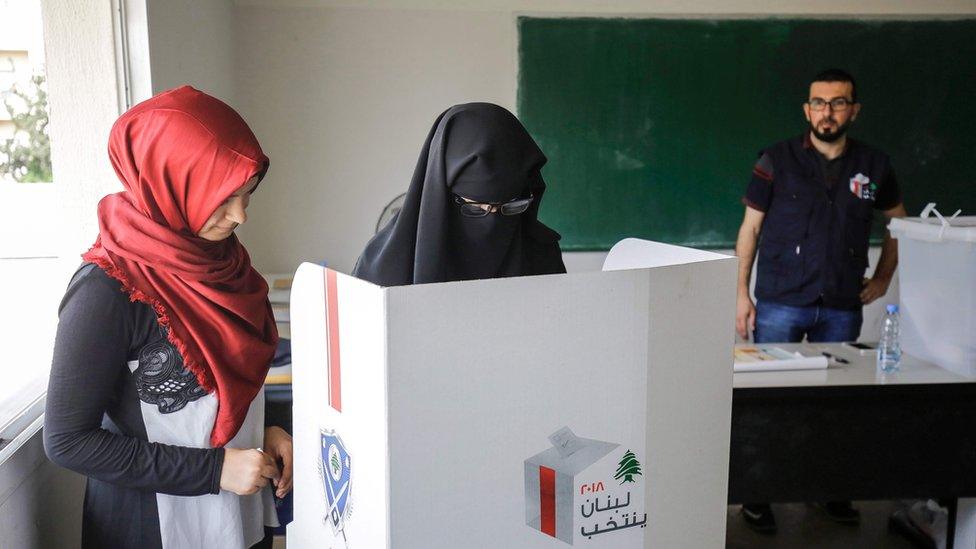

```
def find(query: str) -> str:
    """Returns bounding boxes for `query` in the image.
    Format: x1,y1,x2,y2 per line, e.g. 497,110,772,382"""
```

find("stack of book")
265,274,292,339
264,274,293,385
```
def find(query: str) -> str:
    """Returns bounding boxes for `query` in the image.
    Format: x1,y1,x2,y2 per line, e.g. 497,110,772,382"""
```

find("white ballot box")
287,239,737,548
889,213,976,378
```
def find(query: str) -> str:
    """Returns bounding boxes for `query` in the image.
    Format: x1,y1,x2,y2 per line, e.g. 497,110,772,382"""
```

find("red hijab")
84,86,277,447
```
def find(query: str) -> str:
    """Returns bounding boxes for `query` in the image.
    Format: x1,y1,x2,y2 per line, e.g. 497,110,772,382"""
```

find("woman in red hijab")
44,86,290,549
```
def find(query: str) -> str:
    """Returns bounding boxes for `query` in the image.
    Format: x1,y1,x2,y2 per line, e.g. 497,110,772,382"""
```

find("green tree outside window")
0,74,52,183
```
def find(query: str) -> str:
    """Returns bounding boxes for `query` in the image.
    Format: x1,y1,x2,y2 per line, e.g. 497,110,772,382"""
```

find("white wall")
38,0,968,284
223,1,949,344
119,0,960,341
233,5,518,272
146,0,237,102
229,1,976,276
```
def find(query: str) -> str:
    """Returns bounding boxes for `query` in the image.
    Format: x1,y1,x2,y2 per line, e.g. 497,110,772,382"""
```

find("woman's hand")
263,426,294,498
220,448,280,496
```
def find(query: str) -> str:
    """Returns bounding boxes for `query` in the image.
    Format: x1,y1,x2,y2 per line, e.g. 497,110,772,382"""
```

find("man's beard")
810,117,851,143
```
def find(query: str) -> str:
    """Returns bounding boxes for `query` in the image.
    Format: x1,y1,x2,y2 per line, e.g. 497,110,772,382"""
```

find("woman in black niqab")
353,103,566,286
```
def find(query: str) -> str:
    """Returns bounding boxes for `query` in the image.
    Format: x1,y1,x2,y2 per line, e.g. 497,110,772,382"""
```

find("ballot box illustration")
287,239,737,548
524,427,646,545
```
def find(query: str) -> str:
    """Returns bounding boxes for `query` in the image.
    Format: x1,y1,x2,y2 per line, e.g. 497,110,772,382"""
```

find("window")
0,0,58,432
0,0,133,447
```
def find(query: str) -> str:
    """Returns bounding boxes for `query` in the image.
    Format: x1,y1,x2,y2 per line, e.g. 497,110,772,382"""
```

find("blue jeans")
754,300,862,343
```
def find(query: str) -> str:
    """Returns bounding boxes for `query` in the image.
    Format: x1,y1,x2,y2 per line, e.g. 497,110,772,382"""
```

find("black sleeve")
43,269,225,496
873,161,902,211
742,151,774,212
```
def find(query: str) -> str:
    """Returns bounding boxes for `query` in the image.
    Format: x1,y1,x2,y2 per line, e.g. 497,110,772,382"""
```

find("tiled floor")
726,501,922,548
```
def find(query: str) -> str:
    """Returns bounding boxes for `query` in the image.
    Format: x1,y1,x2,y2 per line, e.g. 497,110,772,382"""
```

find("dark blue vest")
755,135,892,310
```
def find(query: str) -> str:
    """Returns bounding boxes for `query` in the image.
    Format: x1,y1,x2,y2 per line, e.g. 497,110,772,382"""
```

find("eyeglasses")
807,97,854,112
452,193,535,218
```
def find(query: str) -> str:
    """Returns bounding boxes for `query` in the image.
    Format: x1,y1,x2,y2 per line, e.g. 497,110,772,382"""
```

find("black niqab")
353,103,566,286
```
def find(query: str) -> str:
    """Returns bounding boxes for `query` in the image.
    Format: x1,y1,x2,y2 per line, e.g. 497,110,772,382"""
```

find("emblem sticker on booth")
849,173,876,200
320,429,352,544
525,426,647,544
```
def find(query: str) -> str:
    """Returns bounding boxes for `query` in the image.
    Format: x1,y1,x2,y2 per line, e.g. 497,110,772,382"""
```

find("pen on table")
821,351,849,364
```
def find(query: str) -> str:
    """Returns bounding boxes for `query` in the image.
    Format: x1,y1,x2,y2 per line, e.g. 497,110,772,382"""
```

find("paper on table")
733,345,829,372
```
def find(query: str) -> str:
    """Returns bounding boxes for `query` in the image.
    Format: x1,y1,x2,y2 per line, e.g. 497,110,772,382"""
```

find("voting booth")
287,239,737,548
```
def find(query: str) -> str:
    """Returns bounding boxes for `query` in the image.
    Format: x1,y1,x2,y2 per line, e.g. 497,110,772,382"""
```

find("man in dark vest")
734,68,907,533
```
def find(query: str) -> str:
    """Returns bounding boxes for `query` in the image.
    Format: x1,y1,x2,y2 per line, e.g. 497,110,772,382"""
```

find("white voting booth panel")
288,239,737,548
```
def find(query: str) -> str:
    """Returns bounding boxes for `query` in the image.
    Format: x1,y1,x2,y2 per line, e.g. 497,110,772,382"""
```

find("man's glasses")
452,193,534,218
807,97,854,112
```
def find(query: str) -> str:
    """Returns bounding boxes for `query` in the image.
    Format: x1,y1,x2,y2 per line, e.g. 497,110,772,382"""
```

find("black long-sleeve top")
44,264,275,548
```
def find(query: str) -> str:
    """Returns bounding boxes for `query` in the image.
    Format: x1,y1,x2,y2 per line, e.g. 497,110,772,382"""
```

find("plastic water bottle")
878,304,902,372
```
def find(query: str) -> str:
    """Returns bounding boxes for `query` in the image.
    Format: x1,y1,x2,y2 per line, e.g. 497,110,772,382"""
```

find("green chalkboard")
518,17,976,250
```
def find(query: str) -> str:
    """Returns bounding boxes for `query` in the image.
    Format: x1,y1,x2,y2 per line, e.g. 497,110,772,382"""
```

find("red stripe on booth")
540,465,556,537
325,269,342,412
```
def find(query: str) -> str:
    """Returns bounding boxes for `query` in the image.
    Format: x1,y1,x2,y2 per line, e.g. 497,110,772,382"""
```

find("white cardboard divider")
602,238,732,271
288,239,737,548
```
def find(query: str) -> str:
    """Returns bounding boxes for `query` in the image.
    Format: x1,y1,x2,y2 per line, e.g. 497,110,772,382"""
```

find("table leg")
953,498,976,549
